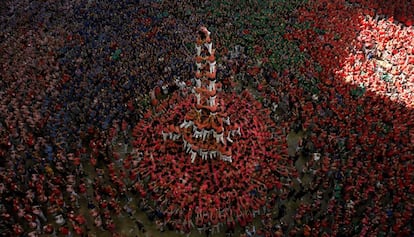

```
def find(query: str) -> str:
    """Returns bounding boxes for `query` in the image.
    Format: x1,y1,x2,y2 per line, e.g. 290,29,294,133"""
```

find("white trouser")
190,150,197,163
186,143,192,153
209,151,217,159
161,131,169,142
219,134,225,145
227,133,234,143
208,96,216,106
196,44,202,56
202,129,209,141
271,102,278,112
185,120,194,129
175,79,186,90
201,129,208,141
172,133,181,141
209,61,216,73
213,132,225,144
195,78,201,88
205,42,213,54
162,85,168,94
180,120,188,129
201,150,208,160
195,93,201,105
235,127,241,136
193,129,202,139
196,62,202,70
223,116,230,125
221,155,232,163
208,80,216,91
180,120,194,129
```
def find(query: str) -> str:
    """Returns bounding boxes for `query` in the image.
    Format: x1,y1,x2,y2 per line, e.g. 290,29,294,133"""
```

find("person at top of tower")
199,26,213,54
199,26,211,39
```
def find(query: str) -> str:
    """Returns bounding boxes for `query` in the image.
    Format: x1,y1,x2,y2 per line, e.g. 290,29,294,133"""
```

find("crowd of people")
132,87,295,236
276,0,414,236
1,0,413,236
0,0,190,236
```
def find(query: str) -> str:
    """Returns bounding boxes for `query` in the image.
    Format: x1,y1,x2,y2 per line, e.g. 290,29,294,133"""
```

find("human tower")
162,26,240,163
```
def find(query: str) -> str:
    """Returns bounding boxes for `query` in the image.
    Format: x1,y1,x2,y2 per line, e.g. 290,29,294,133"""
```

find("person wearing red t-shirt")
72,224,83,235
59,225,70,236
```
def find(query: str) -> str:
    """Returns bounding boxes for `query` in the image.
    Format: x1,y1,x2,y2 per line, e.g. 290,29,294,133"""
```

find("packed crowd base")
133,88,293,235
1,0,413,237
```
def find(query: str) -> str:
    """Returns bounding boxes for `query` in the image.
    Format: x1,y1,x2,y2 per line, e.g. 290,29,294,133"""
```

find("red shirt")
79,183,87,194
59,226,69,235
75,215,86,224
74,225,83,235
